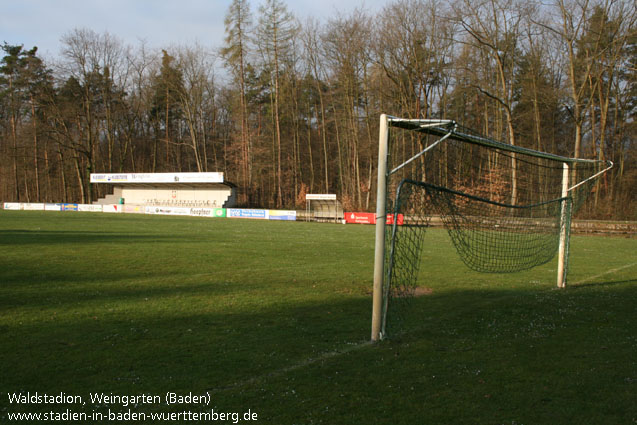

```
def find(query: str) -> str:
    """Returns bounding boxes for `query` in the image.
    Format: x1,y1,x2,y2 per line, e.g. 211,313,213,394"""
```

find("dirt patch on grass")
365,286,433,297
412,286,434,296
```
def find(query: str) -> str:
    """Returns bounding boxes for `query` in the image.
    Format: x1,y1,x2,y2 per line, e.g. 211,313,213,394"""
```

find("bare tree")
301,17,330,193
322,8,373,208
537,0,625,159
256,0,298,207
175,44,217,172
453,0,532,204
221,0,253,202
56,28,127,202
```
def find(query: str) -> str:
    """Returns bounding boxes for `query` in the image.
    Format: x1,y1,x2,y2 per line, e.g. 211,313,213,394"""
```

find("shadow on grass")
1,282,636,424
0,230,177,245
0,279,251,310
0,296,371,391
570,278,637,288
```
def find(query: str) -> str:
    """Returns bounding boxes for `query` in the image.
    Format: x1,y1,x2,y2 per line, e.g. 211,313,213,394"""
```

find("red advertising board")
345,212,376,224
386,213,404,225
344,212,404,225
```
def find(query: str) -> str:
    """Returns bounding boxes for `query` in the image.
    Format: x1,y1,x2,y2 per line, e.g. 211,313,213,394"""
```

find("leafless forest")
1,0,635,218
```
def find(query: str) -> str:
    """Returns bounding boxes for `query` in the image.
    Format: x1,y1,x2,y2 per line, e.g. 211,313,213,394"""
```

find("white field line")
207,340,373,392
571,261,637,285
208,261,637,392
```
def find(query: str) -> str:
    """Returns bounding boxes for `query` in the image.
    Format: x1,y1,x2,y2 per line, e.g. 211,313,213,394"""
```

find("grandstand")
90,173,237,208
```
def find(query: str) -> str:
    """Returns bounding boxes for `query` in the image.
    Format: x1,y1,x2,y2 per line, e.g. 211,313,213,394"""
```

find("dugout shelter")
305,194,343,223
90,172,237,208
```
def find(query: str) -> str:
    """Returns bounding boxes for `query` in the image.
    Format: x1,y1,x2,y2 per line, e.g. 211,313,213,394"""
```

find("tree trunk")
30,98,41,201
10,114,19,201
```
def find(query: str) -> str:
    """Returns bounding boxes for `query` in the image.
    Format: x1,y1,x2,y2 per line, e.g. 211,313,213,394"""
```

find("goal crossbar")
388,117,612,167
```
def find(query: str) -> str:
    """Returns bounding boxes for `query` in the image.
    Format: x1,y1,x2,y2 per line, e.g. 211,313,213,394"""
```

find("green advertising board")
212,208,226,218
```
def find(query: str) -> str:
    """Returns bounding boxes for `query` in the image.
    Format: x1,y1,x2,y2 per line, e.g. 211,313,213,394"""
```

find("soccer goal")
371,115,613,341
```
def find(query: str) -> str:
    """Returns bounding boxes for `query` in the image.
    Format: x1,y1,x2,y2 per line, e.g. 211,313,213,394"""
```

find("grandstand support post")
372,114,390,342
557,163,570,288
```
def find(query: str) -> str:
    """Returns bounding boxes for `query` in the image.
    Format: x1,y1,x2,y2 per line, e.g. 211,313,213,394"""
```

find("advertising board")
62,203,79,211
90,172,224,184
344,212,404,225
212,208,226,218
144,206,191,216
123,205,145,214
44,203,62,211
386,214,405,225
77,204,103,212
189,208,226,218
189,207,214,218
269,210,297,221
22,203,45,211
3,203,22,210
227,209,269,219
345,212,375,224
103,204,121,213
306,194,337,200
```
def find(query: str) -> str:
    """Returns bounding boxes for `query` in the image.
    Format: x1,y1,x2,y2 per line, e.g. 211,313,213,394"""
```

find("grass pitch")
1,211,635,424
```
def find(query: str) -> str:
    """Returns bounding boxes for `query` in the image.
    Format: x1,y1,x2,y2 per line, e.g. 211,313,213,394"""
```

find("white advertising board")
103,204,122,213
145,206,191,216
44,203,62,211
189,207,214,218
3,202,21,210
22,203,45,210
306,194,337,200
77,204,103,212
190,208,226,218
90,172,224,184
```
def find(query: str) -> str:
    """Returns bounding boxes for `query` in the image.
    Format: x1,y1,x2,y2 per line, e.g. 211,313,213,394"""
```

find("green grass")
1,210,635,424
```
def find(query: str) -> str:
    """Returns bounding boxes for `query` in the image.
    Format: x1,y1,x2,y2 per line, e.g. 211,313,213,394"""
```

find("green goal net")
371,117,612,341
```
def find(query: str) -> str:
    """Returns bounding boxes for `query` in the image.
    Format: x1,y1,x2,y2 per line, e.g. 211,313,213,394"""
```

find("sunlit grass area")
1,211,635,424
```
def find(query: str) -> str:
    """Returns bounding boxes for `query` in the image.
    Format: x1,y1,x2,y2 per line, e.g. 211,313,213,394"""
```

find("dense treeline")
1,0,635,218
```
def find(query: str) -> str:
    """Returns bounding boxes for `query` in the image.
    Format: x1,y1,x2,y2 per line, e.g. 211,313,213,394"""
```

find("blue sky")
1,0,388,60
